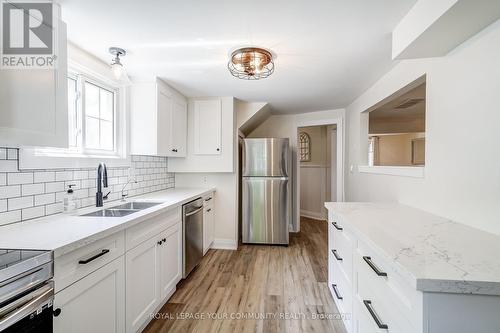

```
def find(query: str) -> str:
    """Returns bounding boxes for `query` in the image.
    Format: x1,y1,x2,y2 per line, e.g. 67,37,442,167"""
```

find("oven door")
0,281,54,333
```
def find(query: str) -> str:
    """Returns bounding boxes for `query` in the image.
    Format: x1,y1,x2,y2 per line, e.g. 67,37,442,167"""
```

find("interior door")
53,257,125,333
242,177,289,244
125,237,160,333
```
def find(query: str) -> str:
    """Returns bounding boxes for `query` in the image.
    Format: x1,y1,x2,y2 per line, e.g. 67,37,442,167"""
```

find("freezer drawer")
242,138,289,177
242,177,289,245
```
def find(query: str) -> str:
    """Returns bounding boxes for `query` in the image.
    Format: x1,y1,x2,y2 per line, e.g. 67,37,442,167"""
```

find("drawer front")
54,231,125,292
329,257,353,332
203,193,214,208
357,267,416,333
126,207,181,251
329,221,354,284
356,241,422,330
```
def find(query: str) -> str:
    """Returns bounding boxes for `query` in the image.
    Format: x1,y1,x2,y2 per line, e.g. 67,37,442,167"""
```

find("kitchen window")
67,75,117,153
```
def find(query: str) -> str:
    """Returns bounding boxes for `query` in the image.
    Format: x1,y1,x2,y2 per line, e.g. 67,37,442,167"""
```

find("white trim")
358,165,425,178
211,238,238,250
295,116,345,233
300,210,326,221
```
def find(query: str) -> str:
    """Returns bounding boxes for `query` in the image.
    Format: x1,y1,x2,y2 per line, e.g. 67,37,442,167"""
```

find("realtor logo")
1,1,56,68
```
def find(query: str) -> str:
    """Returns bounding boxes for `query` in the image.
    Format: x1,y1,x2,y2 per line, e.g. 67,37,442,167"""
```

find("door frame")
295,117,344,232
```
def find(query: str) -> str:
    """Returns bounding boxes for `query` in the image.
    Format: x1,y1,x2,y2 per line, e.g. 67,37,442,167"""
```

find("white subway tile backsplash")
0,160,19,172
45,182,65,193
0,150,174,225
55,171,73,181
0,210,21,226
0,185,21,199
34,171,55,183
34,193,55,206
22,206,44,220
7,149,18,160
8,196,33,210
21,183,44,196
8,172,33,185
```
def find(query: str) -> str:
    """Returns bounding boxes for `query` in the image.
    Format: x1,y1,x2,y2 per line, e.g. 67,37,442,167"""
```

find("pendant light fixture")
109,47,129,83
228,47,274,80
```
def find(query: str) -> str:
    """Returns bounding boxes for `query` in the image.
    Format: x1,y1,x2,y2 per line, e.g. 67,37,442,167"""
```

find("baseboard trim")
300,209,326,221
212,238,238,250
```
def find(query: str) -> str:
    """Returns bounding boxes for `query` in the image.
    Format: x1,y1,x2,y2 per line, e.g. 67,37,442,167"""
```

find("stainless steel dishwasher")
182,198,204,278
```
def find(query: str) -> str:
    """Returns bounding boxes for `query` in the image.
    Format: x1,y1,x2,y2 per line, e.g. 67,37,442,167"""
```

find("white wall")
346,20,500,236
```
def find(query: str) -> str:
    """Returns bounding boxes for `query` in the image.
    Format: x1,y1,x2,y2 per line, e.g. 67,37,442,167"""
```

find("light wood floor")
143,217,346,333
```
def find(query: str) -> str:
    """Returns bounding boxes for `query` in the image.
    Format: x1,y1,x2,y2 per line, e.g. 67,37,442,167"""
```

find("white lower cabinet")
53,257,125,333
125,235,161,333
126,220,183,333
54,207,184,333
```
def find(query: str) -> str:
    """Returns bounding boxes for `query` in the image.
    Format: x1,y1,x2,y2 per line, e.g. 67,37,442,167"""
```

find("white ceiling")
59,0,416,114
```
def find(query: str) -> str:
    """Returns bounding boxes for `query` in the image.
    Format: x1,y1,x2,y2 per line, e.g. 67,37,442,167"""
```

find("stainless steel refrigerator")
242,138,290,245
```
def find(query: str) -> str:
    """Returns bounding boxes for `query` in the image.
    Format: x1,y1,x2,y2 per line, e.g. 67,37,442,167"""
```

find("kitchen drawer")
329,220,354,284
356,241,422,332
203,193,214,208
126,206,181,251
54,231,125,292
356,266,416,333
329,257,353,333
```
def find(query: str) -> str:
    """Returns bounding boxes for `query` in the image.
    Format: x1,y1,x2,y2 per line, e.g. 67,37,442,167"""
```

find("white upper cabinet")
130,78,187,157
194,99,222,155
0,5,68,148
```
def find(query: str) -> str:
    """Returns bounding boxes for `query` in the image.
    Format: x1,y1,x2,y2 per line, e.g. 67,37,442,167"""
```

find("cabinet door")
0,17,68,148
125,237,161,333
203,206,214,255
193,99,222,155
159,222,182,299
53,257,125,333
156,88,173,156
170,98,187,157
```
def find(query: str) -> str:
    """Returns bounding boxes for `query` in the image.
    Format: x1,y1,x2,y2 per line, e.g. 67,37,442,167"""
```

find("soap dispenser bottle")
63,184,78,213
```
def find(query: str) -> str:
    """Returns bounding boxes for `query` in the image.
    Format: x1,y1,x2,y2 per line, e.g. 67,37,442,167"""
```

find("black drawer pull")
207,208,212,212
363,300,388,329
363,256,387,277
331,284,343,300
331,249,343,261
205,197,212,202
331,222,343,231
78,249,110,264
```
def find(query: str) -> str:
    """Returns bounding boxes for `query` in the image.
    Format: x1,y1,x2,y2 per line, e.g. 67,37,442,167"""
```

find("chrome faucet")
121,178,137,201
96,163,108,207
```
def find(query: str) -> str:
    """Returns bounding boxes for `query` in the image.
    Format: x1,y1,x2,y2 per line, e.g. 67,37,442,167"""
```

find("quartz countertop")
324,202,500,296
0,187,215,258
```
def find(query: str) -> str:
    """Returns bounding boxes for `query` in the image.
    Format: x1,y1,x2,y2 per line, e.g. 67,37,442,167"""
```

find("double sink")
81,201,162,217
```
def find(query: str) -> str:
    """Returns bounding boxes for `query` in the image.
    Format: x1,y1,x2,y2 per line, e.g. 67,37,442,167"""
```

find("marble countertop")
325,202,500,296
0,187,215,258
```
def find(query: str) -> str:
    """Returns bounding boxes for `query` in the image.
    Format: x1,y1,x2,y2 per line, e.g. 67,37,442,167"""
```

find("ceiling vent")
395,98,424,109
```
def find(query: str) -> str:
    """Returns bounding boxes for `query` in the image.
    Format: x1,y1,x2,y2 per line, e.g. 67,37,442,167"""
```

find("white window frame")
19,62,129,169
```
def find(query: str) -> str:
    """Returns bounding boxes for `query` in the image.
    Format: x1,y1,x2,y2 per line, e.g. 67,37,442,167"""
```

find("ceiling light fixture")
109,47,129,82
228,47,274,80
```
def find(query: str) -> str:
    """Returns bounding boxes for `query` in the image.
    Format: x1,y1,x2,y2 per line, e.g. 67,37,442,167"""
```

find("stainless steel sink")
79,201,162,217
81,209,138,217
110,202,162,210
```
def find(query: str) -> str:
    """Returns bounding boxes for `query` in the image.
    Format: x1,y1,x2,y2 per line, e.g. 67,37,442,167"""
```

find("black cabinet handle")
204,197,212,202
172,149,178,152
207,208,212,212
331,249,343,261
331,222,343,231
157,240,163,245
216,148,220,151
78,249,110,264
363,300,388,329
331,284,343,300
363,256,387,277
53,308,61,317
162,238,166,242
